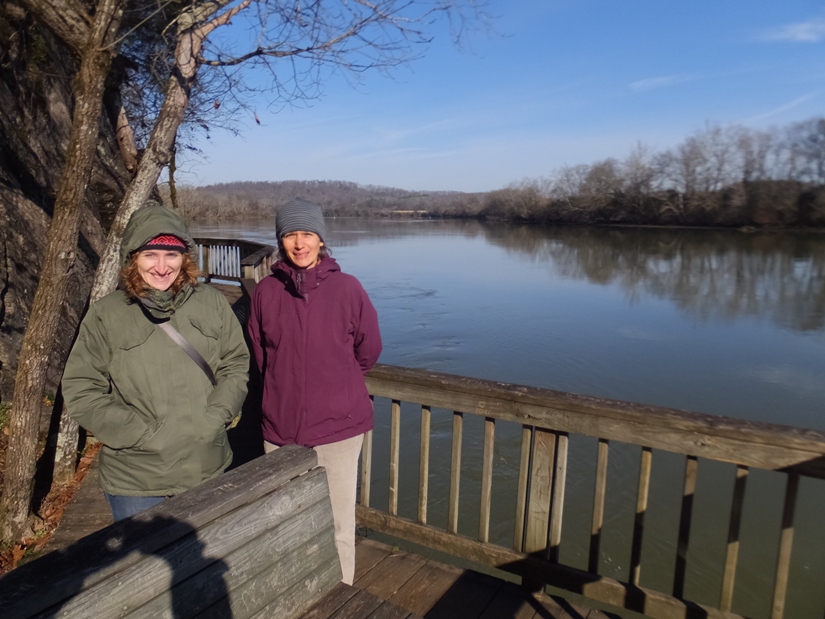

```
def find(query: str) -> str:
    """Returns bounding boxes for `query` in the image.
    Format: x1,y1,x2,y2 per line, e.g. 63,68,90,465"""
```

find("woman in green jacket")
62,203,249,521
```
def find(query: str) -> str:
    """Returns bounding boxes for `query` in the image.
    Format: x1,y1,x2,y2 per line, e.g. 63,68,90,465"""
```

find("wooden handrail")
364,364,825,478
360,363,825,619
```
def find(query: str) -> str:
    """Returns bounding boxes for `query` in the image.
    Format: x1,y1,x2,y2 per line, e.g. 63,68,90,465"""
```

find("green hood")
120,202,195,266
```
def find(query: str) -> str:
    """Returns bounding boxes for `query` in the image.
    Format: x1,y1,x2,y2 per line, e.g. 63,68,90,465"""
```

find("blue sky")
182,1,825,193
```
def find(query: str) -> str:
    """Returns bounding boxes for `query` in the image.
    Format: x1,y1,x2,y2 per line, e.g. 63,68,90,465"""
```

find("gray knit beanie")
276,198,326,241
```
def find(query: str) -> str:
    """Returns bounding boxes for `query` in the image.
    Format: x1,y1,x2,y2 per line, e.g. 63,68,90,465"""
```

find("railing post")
418,405,431,525
359,397,374,508
389,400,401,516
360,434,373,507
630,446,653,586
479,417,495,543
720,465,749,611
673,455,698,599
548,432,568,563
589,438,609,573
514,425,532,553
771,473,799,619
448,411,463,534
523,428,556,555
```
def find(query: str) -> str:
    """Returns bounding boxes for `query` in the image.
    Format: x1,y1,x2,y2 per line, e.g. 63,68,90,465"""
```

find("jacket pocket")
189,316,220,340
188,316,220,368
117,324,154,351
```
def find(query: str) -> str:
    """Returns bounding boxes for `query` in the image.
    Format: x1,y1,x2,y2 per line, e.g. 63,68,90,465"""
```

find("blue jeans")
104,493,167,522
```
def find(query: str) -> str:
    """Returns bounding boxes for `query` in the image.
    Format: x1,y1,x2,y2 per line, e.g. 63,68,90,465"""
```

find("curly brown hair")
120,251,200,299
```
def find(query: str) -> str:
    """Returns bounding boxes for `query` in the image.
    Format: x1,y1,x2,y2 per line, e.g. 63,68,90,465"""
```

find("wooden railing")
193,237,276,293
358,364,825,619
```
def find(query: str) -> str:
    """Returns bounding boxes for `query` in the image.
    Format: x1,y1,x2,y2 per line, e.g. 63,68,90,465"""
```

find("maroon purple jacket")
248,256,382,447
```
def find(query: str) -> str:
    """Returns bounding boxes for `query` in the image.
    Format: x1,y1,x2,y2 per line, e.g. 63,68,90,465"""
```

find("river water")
193,218,825,618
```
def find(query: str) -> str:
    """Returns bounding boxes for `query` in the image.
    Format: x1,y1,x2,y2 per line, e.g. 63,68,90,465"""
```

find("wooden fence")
193,237,276,287
358,364,825,619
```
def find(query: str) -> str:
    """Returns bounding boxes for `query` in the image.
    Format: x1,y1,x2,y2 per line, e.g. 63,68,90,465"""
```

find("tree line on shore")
176,117,825,228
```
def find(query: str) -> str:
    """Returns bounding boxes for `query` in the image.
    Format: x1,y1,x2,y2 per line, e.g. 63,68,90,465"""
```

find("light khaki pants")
265,433,364,585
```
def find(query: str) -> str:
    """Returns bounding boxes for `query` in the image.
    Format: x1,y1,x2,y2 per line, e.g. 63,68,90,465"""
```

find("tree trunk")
168,141,179,210
51,108,136,486
50,408,81,485
0,0,124,542
90,2,249,300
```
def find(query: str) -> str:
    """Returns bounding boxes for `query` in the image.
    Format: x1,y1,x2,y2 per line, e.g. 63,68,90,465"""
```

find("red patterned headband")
136,235,188,253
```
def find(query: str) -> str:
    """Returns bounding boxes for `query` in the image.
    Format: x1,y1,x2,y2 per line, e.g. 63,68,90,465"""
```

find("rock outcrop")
0,2,130,405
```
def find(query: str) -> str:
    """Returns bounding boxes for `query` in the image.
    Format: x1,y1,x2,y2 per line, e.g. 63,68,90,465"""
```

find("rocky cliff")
0,2,130,405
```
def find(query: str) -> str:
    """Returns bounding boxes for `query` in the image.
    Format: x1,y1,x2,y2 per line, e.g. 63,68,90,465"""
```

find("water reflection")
197,219,825,333
482,226,825,333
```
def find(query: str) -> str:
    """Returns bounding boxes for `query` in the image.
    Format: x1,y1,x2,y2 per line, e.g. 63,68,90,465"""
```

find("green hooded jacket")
62,203,249,496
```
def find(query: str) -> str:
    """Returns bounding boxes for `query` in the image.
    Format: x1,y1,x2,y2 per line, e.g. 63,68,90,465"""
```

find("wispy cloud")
743,92,818,122
628,74,694,92
762,17,825,42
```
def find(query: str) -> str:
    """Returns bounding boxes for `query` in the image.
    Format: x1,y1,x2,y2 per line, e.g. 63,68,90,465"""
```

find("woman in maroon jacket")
248,198,382,584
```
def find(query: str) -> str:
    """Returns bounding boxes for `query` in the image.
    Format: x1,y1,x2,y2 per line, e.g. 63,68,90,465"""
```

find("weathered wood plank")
448,412,463,534
524,429,555,555
237,559,342,619
356,507,749,619
121,497,337,619
418,405,431,525
588,438,609,574
673,455,698,600
360,427,373,507
386,559,463,616
301,584,422,619
354,538,392,582
390,400,402,515
771,473,799,619
479,417,495,543
365,365,825,478
314,589,383,619
720,465,748,612
44,456,113,554
477,582,545,619
365,599,418,619
424,569,503,619
513,425,532,553
30,468,334,619
630,446,652,587
0,446,318,619
356,548,427,601
549,432,568,563
298,583,360,619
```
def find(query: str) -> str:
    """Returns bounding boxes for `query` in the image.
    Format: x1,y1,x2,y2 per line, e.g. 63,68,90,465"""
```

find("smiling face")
280,230,324,269
135,249,184,291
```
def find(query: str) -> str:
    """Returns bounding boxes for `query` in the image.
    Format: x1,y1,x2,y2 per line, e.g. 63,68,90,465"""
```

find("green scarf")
138,284,194,320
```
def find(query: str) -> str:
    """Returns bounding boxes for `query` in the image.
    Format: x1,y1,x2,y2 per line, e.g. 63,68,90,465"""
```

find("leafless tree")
2,0,484,543
1,0,126,542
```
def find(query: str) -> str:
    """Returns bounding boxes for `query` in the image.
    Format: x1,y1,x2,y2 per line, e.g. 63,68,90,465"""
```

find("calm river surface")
194,218,825,618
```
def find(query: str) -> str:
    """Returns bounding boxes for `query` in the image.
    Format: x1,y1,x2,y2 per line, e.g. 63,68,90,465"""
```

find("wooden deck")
349,537,616,619
41,456,614,619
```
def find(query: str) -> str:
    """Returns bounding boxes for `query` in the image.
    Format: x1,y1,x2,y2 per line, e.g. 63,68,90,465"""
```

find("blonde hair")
120,251,200,299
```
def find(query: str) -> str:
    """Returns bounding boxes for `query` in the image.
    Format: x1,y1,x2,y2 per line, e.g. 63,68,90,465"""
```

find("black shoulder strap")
156,321,217,386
